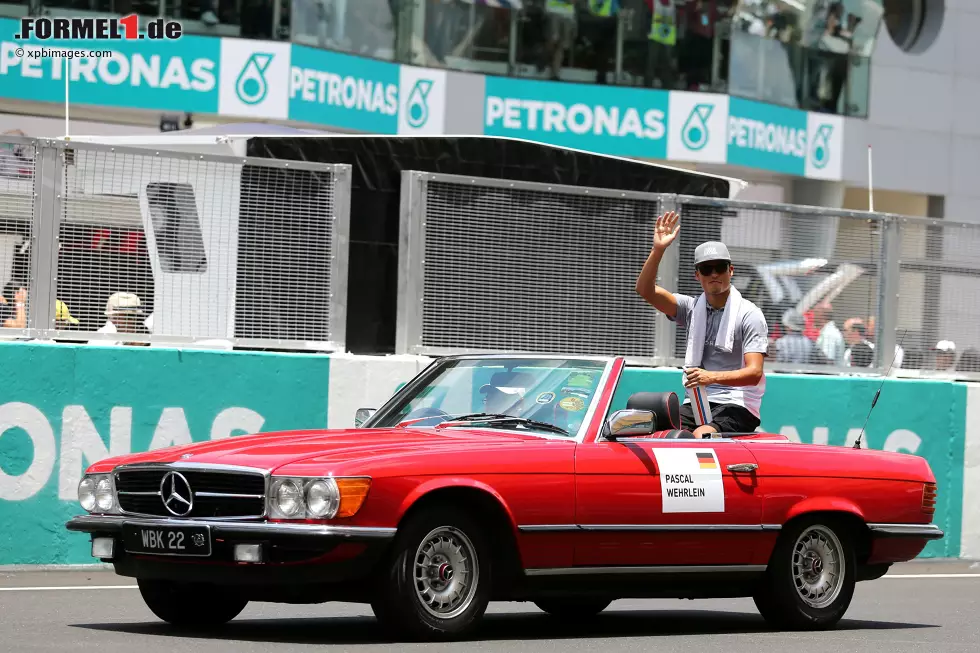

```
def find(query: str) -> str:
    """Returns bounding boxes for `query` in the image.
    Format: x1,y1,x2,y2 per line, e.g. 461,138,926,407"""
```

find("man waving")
635,211,769,438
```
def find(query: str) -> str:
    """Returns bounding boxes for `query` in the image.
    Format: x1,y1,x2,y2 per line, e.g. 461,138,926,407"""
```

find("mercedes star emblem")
160,471,194,517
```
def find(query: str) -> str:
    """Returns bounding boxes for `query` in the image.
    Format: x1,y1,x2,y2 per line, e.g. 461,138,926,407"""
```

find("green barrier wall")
612,368,966,558
0,342,966,564
0,342,330,565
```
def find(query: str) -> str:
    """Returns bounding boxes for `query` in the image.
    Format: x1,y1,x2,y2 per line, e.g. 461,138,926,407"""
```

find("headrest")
626,392,680,431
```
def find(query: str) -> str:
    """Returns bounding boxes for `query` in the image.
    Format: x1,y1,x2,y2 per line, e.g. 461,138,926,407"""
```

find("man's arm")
684,309,769,388
685,353,765,388
635,211,681,318
635,247,679,318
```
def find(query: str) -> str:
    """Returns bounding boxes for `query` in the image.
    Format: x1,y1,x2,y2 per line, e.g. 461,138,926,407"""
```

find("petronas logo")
236,53,274,105
810,124,833,169
406,79,434,129
682,103,713,151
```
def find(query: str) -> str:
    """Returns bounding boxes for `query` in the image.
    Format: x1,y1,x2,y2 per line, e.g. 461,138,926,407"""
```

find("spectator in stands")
933,340,956,371
55,300,80,330
645,0,679,88
1,281,27,329
849,341,873,368
812,300,844,364
544,0,578,80
956,347,980,373
583,0,620,84
775,309,819,364
843,317,904,368
682,0,716,90
97,292,150,346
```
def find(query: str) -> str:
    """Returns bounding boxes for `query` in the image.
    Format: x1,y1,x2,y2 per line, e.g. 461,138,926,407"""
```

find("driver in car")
635,211,769,438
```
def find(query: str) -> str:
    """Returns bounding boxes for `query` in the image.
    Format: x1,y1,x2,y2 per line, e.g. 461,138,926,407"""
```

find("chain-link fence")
0,137,351,350
0,135,36,337
395,171,980,380
396,171,664,358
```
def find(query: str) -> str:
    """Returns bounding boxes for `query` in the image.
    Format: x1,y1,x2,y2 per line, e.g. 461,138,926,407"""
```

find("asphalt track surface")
2,561,978,652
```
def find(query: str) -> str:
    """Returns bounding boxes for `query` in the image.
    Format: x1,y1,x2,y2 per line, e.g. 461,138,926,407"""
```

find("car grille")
114,468,266,519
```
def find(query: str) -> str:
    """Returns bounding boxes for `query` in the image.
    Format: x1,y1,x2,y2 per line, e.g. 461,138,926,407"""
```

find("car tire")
137,578,248,627
371,505,492,641
753,517,857,630
534,598,612,619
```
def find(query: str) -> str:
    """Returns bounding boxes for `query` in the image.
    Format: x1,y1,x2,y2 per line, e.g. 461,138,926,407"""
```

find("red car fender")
394,477,521,538
783,496,867,525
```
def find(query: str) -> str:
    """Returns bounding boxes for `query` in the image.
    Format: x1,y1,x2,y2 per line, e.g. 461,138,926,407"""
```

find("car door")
574,437,767,567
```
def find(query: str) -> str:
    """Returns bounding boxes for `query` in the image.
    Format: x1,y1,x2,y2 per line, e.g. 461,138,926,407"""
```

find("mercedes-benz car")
66,354,943,640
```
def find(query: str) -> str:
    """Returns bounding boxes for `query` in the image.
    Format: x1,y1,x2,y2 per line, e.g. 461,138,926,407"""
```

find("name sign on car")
652,449,725,513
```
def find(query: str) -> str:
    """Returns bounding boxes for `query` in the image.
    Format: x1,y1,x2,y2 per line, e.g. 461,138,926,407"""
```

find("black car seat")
625,391,695,439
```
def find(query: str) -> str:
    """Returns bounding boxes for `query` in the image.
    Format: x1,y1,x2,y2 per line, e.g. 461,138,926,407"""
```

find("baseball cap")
934,340,956,352
694,241,732,265
105,291,144,316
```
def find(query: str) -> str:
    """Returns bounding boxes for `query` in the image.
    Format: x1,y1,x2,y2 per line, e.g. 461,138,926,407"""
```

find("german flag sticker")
696,452,717,469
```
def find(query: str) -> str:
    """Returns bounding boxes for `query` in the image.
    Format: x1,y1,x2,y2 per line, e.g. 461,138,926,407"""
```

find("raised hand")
654,211,680,251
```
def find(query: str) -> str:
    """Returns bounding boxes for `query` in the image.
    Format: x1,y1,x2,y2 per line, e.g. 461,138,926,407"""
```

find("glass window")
291,0,400,60
421,0,513,75
370,357,609,438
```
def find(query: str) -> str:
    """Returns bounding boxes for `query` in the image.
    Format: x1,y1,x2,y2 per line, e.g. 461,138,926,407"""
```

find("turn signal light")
336,478,372,518
922,482,937,515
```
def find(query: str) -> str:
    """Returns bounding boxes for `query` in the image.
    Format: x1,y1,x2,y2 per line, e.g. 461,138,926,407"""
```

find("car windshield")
369,357,608,438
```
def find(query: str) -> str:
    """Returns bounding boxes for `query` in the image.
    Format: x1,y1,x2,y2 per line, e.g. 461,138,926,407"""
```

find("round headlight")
307,479,340,518
78,477,97,512
275,479,304,517
95,477,114,512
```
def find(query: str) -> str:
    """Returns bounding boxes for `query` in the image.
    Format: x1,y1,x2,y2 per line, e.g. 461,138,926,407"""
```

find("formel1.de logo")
14,14,182,41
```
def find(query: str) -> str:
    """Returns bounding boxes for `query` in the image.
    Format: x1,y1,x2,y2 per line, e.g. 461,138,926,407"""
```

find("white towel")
685,286,743,369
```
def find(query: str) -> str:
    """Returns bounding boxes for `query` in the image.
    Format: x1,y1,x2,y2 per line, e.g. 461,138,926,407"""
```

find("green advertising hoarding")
0,342,330,565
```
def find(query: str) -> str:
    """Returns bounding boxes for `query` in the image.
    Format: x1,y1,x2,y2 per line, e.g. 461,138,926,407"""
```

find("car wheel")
753,517,856,630
371,505,491,640
534,598,612,619
137,578,248,627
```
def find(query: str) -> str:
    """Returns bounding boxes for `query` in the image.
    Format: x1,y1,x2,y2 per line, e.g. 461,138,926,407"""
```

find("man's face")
936,352,955,370
110,313,142,333
843,325,863,345
695,260,733,295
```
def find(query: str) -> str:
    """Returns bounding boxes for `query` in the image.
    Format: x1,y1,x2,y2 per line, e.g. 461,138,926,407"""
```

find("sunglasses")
696,261,730,276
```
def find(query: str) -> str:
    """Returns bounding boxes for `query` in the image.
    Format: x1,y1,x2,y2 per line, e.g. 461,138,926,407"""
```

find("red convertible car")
67,354,943,640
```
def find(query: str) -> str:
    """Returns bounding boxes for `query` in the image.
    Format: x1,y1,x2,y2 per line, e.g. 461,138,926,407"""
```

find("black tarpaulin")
241,135,742,354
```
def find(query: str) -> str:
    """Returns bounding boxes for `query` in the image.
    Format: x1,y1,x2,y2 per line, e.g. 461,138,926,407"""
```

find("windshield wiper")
439,413,570,437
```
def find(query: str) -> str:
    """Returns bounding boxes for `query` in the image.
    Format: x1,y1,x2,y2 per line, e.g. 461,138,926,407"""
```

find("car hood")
87,426,557,475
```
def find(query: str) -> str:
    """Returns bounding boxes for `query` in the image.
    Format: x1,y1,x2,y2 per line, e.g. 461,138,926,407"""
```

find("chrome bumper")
66,514,397,542
867,523,945,540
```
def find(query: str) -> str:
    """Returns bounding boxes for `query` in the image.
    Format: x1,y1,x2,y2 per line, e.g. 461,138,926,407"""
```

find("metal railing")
395,171,980,381
0,136,352,350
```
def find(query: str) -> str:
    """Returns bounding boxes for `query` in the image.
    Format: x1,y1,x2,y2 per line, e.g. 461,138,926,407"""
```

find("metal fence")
0,136,351,350
395,171,980,381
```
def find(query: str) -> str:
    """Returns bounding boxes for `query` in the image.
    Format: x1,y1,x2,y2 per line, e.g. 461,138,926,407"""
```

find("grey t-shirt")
669,293,770,417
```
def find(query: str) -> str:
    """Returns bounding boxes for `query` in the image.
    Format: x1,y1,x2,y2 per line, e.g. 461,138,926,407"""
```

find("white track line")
0,585,138,591
883,574,980,579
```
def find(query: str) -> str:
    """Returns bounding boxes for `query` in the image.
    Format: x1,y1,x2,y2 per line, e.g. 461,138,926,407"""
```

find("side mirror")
354,408,376,428
603,409,656,440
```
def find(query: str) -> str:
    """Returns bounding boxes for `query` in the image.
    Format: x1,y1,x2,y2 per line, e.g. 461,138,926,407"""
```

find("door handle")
727,463,758,472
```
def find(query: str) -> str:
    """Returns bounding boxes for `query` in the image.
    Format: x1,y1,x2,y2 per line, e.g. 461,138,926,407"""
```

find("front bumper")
66,514,396,587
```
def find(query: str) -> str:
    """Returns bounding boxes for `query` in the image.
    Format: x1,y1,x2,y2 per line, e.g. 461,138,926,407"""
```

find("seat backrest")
626,391,680,431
